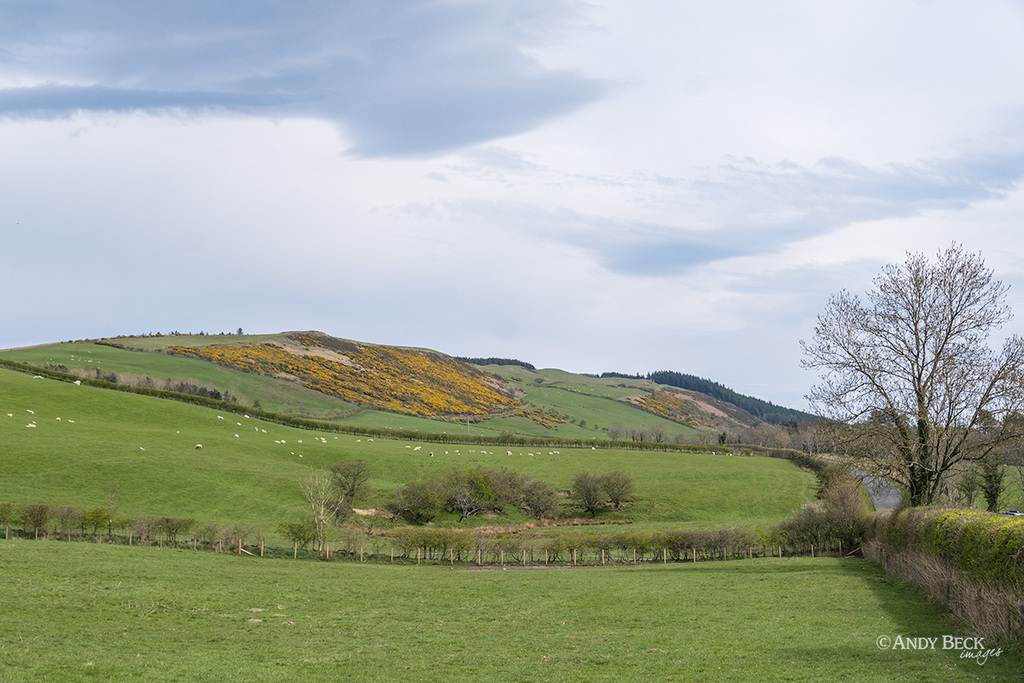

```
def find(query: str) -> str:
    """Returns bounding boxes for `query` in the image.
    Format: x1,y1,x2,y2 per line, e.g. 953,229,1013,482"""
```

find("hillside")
604,370,816,424
0,366,819,539
0,330,776,439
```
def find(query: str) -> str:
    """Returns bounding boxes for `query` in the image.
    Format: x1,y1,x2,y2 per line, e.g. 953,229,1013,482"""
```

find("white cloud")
3,1,1024,411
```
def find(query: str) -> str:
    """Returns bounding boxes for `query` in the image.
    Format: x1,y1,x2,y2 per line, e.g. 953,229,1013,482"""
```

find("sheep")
195,444,203,450
218,416,224,420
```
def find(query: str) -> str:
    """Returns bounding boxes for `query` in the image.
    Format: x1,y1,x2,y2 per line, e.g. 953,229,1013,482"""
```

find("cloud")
458,148,1024,277
0,1,605,156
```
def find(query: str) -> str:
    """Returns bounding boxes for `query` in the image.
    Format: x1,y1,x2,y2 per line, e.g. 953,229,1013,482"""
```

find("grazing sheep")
195,444,203,450
218,416,224,420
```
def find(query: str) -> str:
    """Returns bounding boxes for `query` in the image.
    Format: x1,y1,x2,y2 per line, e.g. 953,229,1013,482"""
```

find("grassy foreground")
2,541,1018,681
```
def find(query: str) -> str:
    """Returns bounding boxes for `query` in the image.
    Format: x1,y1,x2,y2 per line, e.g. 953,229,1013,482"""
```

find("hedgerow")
866,507,1024,591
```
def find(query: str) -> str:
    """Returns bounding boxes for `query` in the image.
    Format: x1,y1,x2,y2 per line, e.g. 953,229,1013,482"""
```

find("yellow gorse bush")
630,390,702,427
168,334,522,418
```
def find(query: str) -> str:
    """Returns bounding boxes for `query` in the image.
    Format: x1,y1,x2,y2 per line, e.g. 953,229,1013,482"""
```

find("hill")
0,330,803,441
603,370,816,424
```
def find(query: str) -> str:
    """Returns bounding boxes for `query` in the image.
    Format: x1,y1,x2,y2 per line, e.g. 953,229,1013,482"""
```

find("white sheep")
195,444,203,450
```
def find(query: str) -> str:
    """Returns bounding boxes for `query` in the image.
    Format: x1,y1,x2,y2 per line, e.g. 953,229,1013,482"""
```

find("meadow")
2,540,1018,682
0,368,816,542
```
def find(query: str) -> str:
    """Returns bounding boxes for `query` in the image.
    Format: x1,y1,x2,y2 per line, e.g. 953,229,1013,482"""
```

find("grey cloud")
461,150,1024,277
0,1,604,156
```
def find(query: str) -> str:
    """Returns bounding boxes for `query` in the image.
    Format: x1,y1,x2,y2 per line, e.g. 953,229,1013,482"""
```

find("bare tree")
570,472,606,518
802,244,1024,506
599,470,636,511
329,459,373,516
301,467,338,552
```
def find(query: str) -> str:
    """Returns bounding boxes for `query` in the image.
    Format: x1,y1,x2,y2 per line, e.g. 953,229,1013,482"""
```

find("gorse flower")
169,337,522,418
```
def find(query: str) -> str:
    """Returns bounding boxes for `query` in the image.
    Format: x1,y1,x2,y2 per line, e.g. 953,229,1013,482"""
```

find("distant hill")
601,370,815,425
0,330,811,439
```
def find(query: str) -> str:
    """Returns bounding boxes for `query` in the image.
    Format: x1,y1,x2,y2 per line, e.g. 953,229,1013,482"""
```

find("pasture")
0,368,817,542
1,541,1018,681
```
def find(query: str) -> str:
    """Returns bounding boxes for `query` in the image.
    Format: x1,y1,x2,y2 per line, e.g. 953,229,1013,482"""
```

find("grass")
0,337,725,438
0,368,817,543
0,341,358,418
1,540,1018,682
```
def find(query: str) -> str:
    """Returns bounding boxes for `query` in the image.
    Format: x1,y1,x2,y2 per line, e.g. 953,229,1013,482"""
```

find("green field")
0,368,817,542
2,541,1017,682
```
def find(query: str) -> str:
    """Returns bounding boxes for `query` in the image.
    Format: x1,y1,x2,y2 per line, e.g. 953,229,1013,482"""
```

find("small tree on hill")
300,468,338,552
522,478,560,519
21,504,51,539
278,520,317,558
571,472,606,518
330,459,373,516
600,470,636,511
55,505,81,541
388,480,442,524
443,467,496,522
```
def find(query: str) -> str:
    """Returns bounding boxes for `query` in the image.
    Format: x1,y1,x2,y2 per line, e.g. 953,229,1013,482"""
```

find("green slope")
0,367,817,539
1,333,747,438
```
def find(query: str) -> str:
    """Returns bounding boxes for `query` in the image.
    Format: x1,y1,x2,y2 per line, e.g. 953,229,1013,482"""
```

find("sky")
3,0,1024,411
